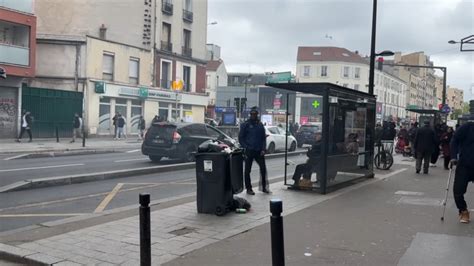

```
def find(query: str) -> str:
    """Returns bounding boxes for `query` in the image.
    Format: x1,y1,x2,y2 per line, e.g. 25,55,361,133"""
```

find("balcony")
161,1,173,15
160,41,172,53
0,43,29,66
0,0,33,13
160,79,171,89
183,9,193,23
182,46,192,57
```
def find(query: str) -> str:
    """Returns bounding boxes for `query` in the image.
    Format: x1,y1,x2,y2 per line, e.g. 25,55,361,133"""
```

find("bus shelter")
266,82,376,194
406,108,443,126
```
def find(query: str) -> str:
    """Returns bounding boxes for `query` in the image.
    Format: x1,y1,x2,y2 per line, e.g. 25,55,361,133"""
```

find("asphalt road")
0,148,308,188
0,153,308,233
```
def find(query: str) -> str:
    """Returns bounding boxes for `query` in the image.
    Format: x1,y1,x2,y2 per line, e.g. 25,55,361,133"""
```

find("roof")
297,46,368,65
405,108,440,115
206,60,222,71
265,82,376,101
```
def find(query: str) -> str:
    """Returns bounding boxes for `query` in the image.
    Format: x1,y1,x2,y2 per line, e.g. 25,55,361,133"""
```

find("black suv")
142,122,237,162
295,124,321,147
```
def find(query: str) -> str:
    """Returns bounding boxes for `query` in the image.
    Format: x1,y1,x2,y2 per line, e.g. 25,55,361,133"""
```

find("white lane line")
0,213,85,218
3,154,29,161
114,158,148,163
94,183,125,213
126,149,140,153
375,168,407,179
0,163,85,173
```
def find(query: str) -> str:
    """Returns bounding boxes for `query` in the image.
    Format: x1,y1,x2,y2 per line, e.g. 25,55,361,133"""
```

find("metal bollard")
56,127,59,143
82,130,86,147
270,199,285,266
139,193,151,266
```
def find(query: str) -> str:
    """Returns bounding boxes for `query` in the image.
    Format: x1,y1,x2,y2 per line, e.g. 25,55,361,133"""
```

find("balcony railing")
183,9,193,23
160,41,173,53
182,46,192,57
183,83,192,92
160,79,171,89
162,1,173,15
0,43,29,66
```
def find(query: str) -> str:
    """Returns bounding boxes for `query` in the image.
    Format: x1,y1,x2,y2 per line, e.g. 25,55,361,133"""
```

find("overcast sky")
207,0,474,101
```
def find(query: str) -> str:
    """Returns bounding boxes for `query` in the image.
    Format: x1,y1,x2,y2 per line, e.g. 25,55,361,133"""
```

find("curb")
0,150,306,193
13,149,120,160
0,143,141,156
0,243,48,265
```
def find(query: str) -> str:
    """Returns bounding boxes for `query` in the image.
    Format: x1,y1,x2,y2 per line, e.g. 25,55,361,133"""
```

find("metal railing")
183,9,193,22
182,46,192,57
161,1,173,15
160,41,172,52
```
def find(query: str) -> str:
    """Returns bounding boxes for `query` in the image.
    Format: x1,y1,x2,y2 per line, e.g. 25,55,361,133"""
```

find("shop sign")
95,81,105,93
139,87,149,98
119,86,180,101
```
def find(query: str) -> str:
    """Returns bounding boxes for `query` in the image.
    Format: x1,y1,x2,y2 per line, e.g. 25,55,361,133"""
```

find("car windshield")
300,125,319,132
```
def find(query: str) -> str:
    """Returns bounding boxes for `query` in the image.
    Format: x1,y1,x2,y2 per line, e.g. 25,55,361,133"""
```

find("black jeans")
416,151,431,172
244,149,267,190
453,164,474,213
18,127,32,140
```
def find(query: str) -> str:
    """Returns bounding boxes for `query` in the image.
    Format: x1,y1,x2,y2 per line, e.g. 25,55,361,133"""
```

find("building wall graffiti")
0,88,18,138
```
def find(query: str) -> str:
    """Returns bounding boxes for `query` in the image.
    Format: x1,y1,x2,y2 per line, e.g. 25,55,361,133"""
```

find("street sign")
442,105,451,113
312,100,320,109
172,80,183,91
266,71,292,83
139,87,149,98
94,81,105,93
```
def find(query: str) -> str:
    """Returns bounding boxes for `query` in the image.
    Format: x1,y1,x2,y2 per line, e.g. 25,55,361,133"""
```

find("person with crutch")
449,116,474,223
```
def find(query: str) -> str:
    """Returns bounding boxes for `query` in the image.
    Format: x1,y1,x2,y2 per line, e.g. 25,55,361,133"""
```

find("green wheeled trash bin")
195,150,243,216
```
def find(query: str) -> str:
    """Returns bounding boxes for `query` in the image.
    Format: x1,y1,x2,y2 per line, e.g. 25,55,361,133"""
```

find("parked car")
265,126,297,154
295,123,321,147
142,122,237,162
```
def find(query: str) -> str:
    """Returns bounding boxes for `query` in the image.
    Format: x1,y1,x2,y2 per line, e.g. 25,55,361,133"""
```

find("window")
303,66,311,77
129,57,139,85
268,127,279,135
354,67,360,79
206,125,222,138
102,53,114,81
354,84,360,91
183,66,191,92
184,0,192,11
161,23,172,52
184,124,206,136
182,29,192,56
343,66,349,78
161,61,171,89
320,66,328,77
342,83,349,88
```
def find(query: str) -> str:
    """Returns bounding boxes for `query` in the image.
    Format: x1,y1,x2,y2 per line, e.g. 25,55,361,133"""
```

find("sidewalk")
0,137,142,155
1,157,473,265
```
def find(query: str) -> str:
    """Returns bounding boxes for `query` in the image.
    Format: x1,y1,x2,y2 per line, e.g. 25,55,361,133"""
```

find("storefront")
88,81,207,136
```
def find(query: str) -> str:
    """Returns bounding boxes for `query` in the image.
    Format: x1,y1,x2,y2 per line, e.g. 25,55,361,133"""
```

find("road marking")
0,213,85,217
114,158,148,163
395,191,425,196
126,149,140,153
3,154,29,161
375,168,407,179
0,163,85,173
94,183,125,213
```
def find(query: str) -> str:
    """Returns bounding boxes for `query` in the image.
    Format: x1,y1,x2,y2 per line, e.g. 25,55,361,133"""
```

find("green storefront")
22,86,83,138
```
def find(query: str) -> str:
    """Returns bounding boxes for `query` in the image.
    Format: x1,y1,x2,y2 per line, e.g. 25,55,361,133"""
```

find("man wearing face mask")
239,107,270,195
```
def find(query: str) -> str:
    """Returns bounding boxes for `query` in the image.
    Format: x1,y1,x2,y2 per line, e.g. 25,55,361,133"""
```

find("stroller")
396,137,412,157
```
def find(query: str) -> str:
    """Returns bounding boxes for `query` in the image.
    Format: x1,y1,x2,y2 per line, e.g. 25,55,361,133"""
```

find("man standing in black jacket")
450,117,474,223
16,111,33,142
414,121,437,174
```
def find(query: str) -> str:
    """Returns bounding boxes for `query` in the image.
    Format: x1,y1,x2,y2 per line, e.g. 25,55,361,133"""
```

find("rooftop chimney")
99,24,107,39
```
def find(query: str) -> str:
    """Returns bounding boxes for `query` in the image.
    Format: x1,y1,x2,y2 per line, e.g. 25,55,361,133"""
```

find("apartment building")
447,86,464,112
28,0,208,137
295,46,406,124
0,0,36,138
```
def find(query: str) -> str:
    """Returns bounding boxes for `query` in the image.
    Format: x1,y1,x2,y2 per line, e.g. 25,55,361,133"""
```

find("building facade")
0,0,36,138
30,0,208,137
296,47,406,124
447,86,464,115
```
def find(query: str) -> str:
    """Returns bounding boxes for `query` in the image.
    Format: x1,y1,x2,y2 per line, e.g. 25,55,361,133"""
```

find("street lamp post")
368,0,378,96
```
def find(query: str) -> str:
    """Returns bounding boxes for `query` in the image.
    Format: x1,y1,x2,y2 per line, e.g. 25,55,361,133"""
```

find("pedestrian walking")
70,113,83,143
408,122,419,157
450,117,474,223
430,123,443,166
440,127,453,170
115,114,127,140
112,111,119,138
16,111,33,142
238,107,270,195
137,115,146,141
414,121,437,174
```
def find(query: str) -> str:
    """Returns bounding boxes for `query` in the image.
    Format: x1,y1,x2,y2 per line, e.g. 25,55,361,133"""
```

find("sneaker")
423,170,428,174
246,189,255,195
459,210,470,223
15,139,21,143
262,189,272,194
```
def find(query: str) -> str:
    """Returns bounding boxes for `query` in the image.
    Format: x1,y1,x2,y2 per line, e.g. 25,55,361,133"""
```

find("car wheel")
149,155,162,163
183,146,196,162
289,141,297,151
267,142,275,154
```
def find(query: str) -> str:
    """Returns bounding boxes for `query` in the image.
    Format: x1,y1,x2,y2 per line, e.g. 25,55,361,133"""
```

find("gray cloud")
208,0,474,100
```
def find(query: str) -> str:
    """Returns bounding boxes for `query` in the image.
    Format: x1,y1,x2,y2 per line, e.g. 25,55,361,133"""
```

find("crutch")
441,165,455,221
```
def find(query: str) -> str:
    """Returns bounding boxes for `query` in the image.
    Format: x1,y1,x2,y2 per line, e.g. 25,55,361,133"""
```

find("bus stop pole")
284,93,289,185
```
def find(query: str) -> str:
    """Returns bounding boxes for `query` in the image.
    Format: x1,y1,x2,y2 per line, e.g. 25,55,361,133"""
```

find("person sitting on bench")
292,132,322,187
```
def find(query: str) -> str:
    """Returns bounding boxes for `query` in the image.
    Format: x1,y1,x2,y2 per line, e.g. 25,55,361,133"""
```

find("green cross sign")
312,100,320,109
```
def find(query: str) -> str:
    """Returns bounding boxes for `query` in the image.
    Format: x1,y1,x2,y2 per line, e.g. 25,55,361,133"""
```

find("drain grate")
169,226,197,236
